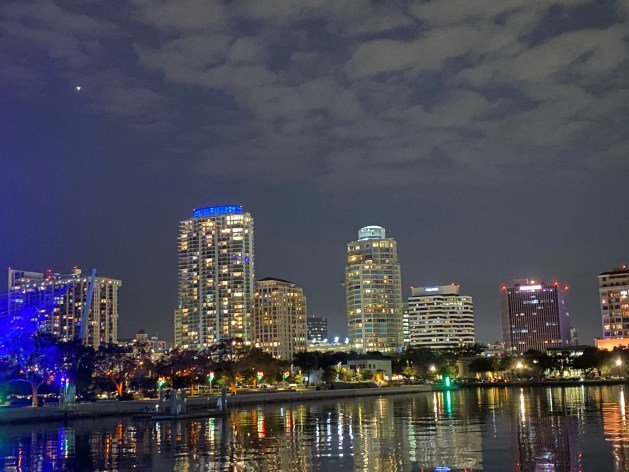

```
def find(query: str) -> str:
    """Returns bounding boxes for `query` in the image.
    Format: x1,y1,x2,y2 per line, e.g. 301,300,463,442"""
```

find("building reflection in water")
510,387,582,472
602,386,629,470
1,386,629,471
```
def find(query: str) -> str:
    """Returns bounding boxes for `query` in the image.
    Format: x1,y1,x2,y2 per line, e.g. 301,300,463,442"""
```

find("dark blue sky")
2,0,629,344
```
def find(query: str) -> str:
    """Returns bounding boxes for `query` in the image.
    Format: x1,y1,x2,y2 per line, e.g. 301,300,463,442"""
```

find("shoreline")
459,379,627,388
1,380,626,425
0,384,437,425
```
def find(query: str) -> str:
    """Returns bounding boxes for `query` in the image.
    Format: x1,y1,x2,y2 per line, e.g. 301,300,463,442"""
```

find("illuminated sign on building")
519,285,542,291
193,205,243,218
425,287,440,292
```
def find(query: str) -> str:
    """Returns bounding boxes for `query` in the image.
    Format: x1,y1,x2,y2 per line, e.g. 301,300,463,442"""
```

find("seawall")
0,384,437,425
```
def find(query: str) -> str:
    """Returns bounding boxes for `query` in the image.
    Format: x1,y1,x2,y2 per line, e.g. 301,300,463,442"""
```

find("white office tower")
174,205,254,349
345,225,403,353
407,284,475,349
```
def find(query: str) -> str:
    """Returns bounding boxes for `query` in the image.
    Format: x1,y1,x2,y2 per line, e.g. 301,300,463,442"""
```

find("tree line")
2,333,628,408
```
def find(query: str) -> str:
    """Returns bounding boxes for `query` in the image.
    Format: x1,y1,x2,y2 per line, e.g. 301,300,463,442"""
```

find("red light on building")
563,285,569,291
553,281,559,286
500,285,507,291
622,264,627,270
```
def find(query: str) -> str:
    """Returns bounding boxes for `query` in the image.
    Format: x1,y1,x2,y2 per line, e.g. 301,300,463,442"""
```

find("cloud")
1,0,628,194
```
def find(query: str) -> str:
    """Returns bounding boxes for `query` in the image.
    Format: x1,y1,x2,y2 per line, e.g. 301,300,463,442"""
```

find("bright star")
75,86,81,91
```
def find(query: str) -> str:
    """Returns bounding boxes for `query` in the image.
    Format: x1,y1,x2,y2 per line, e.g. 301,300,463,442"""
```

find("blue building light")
192,205,243,218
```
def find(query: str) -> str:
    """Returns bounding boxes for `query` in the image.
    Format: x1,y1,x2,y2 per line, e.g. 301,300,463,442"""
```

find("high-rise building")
345,225,403,353
8,267,121,349
307,315,328,342
598,265,629,339
500,279,571,354
174,205,254,349
252,277,307,360
407,284,475,349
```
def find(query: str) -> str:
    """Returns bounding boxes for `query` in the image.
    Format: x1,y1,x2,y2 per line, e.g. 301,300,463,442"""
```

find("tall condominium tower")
407,284,475,349
252,277,307,360
8,267,121,349
174,205,254,349
307,315,328,342
500,279,571,354
345,225,403,353
598,265,629,339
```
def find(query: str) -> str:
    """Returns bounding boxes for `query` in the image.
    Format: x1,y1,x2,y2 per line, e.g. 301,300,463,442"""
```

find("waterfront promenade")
3,379,627,425
0,384,437,425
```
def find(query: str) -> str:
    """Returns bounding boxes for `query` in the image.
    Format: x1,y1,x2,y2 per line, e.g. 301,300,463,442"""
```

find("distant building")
407,284,475,349
135,329,149,343
484,341,506,357
570,327,579,346
345,225,403,353
133,329,170,356
174,205,254,349
500,279,572,354
344,358,392,380
307,315,328,342
598,265,629,339
8,267,121,349
307,340,350,353
252,277,307,360
596,338,629,351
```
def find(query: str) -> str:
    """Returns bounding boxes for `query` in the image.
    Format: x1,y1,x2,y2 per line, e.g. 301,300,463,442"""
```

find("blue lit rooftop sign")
193,205,243,218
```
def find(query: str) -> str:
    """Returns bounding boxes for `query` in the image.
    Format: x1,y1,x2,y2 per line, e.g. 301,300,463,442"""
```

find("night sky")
2,1,628,345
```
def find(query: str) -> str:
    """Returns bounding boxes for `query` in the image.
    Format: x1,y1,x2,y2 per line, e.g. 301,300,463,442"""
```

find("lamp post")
615,358,623,379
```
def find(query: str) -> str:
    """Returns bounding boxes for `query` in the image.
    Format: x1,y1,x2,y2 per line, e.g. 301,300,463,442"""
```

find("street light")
429,365,436,373
616,358,623,367
516,361,524,370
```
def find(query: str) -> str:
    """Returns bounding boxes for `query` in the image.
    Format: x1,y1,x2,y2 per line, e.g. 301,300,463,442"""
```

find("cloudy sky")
2,0,628,344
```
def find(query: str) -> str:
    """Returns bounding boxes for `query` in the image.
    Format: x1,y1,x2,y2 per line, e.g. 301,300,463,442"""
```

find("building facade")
407,284,475,349
345,225,403,353
8,267,121,348
307,315,328,342
598,265,629,339
174,205,254,349
252,277,307,360
500,279,571,354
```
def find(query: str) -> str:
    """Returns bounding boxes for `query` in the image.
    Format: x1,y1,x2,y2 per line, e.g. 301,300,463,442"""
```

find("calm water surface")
1,386,629,471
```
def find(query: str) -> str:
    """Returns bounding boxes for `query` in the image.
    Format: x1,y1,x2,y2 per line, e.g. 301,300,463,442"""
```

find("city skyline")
3,1,628,349
5,205,625,347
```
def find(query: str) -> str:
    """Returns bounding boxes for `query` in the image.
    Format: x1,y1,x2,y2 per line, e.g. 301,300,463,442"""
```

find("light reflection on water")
0,386,628,471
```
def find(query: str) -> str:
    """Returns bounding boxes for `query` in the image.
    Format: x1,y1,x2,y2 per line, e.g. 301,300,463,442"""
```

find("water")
1,386,628,471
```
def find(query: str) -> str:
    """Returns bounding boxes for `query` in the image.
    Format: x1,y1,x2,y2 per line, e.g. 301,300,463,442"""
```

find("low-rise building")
344,358,392,380
595,338,629,351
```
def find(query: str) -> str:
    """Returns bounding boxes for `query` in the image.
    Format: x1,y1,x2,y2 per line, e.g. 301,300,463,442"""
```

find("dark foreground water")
1,386,629,471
